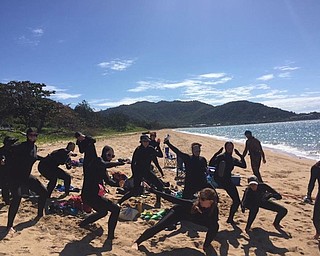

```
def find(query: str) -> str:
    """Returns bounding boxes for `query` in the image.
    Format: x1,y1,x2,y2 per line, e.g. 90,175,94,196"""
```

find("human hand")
234,149,242,157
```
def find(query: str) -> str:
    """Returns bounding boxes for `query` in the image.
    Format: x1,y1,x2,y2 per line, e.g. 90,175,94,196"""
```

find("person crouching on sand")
241,175,288,232
132,187,219,252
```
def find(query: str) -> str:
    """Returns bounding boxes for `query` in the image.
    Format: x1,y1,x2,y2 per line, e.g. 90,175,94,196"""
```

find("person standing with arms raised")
209,141,246,224
163,135,217,199
242,130,266,182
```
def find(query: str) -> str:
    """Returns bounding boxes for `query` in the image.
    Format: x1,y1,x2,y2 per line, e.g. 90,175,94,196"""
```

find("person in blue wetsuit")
241,175,287,232
80,145,126,241
209,141,246,224
132,187,219,251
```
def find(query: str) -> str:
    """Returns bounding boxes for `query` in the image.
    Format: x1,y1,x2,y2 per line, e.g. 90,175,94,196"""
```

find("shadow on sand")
241,227,290,256
59,227,113,256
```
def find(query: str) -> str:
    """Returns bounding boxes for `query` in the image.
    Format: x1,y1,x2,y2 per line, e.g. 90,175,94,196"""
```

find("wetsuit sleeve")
241,187,249,208
152,146,163,158
209,154,222,168
233,155,246,169
151,189,193,208
166,142,189,162
152,156,164,176
243,141,249,157
263,183,282,200
203,207,219,248
307,165,318,197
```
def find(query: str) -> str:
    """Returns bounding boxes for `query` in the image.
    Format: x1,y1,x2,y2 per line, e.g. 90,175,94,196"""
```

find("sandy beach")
0,129,319,256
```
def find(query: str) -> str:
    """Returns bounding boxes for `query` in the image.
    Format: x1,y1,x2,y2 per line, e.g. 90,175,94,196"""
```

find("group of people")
0,128,318,251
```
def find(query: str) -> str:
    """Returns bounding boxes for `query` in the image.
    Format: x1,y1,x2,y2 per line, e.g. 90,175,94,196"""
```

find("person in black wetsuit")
209,141,246,224
149,132,164,177
132,187,219,251
0,136,19,204
163,137,216,200
80,145,126,240
117,134,164,207
75,131,97,174
6,128,48,233
242,130,266,182
38,142,77,198
303,161,320,239
241,175,288,232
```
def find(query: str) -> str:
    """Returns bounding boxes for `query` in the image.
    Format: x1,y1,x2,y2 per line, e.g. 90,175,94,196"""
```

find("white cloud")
17,27,44,46
45,85,81,100
278,72,291,78
257,74,274,81
198,73,226,79
128,73,232,92
32,28,44,36
98,59,135,74
95,96,161,108
261,96,320,113
274,65,300,71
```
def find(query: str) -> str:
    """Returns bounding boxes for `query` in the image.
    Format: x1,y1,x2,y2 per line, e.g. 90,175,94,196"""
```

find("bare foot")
131,243,139,250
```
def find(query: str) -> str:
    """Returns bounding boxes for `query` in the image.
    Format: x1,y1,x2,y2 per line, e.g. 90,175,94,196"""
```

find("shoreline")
175,129,320,161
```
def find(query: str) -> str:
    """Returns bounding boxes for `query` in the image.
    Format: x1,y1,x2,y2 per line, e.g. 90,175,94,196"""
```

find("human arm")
208,147,223,166
307,165,319,199
149,188,193,208
242,141,249,158
233,149,247,169
152,156,164,177
263,183,282,200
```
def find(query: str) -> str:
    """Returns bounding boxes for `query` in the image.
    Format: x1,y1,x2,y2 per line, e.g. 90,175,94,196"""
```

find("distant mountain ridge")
100,100,320,128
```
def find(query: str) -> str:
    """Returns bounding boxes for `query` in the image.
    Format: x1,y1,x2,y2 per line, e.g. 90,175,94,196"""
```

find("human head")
198,188,218,208
3,136,19,146
26,127,38,142
191,142,202,157
224,141,234,154
149,132,157,140
248,175,259,191
66,142,76,152
244,130,252,138
140,134,150,147
74,131,85,141
101,145,115,162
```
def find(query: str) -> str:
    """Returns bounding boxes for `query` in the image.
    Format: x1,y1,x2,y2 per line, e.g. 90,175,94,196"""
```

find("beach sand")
0,129,319,255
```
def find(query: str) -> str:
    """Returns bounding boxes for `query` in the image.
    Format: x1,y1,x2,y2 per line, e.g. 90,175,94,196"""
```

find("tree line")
0,81,134,136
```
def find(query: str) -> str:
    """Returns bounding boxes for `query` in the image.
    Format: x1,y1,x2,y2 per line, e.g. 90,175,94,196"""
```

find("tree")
1,81,55,131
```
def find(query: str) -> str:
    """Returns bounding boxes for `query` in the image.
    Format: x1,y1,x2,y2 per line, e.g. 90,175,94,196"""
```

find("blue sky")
1,0,320,113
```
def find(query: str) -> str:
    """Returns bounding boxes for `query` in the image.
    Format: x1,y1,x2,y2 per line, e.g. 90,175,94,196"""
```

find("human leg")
260,200,287,227
313,192,320,238
6,183,22,229
27,175,48,217
56,167,71,195
224,183,240,223
245,206,259,231
135,205,183,245
251,156,263,182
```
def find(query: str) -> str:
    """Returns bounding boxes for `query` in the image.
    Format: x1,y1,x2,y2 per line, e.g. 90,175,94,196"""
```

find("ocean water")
176,119,320,161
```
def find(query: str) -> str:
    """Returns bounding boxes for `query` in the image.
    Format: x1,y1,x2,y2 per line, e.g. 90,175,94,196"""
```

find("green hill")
100,100,319,128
